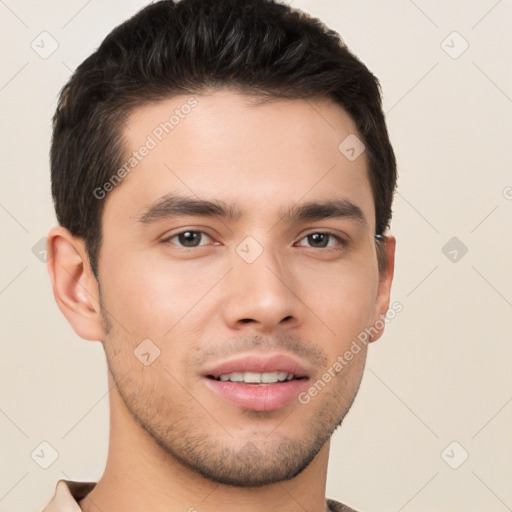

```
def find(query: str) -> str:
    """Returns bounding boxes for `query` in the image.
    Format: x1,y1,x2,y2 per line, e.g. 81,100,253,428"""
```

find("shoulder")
41,479,97,512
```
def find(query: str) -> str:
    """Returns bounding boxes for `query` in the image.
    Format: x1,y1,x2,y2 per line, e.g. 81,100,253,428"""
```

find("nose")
221,244,302,333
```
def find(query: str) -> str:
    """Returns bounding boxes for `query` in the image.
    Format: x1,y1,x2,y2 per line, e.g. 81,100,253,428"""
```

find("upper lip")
203,353,310,379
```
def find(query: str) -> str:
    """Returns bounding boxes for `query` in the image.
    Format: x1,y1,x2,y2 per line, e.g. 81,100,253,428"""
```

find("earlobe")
369,234,396,343
46,226,104,342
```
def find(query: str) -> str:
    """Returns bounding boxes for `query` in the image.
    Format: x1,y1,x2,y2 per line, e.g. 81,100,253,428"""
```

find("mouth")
202,354,310,411
207,371,305,384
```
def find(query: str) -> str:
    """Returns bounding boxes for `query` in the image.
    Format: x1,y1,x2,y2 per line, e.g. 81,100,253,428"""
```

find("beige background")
1,1,511,511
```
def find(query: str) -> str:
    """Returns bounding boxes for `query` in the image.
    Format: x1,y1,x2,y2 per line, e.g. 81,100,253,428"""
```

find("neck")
78,372,331,512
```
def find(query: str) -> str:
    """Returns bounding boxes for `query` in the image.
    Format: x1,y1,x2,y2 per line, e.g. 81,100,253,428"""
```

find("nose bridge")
222,235,300,330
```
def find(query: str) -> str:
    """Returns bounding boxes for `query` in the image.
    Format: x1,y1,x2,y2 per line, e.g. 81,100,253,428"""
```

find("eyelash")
161,230,348,251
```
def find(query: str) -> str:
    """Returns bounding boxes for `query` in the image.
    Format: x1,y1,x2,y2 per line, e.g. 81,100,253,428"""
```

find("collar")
42,479,356,512
42,479,96,512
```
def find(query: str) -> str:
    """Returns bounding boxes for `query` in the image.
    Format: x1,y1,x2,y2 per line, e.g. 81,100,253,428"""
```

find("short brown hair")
51,0,397,277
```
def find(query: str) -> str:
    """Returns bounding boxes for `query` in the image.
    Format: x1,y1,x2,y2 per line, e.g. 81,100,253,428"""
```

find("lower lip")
203,378,309,411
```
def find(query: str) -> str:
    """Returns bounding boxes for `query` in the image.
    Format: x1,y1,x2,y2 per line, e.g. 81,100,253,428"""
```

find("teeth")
261,372,278,383
244,372,261,383
216,371,296,384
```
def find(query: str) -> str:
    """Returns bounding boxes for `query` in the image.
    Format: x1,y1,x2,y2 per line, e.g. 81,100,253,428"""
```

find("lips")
202,353,310,411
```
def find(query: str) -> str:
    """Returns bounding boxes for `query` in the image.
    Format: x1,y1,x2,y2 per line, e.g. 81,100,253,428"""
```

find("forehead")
103,89,375,231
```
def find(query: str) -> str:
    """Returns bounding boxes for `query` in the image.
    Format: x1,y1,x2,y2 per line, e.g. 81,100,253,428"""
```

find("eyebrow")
137,194,369,229
283,199,368,228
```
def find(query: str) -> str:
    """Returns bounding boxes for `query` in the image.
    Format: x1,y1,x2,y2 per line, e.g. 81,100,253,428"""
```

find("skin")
47,88,395,512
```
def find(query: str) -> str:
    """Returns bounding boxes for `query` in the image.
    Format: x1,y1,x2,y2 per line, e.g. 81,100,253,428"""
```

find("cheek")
99,250,226,338
99,242,379,345
297,258,379,342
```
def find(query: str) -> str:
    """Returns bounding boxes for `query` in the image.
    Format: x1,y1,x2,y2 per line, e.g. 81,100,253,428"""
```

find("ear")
46,226,104,341
369,234,396,343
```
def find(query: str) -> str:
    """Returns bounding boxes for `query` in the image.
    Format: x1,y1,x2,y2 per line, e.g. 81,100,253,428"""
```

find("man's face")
95,89,392,486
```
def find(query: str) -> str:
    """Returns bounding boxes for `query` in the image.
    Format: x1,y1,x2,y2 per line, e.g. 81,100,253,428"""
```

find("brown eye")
165,230,212,248
296,232,345,249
